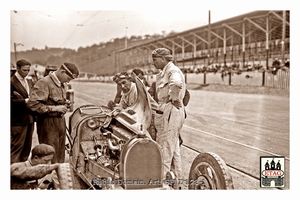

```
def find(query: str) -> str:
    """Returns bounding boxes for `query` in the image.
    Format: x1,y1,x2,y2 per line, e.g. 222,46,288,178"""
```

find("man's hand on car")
107,101,116,109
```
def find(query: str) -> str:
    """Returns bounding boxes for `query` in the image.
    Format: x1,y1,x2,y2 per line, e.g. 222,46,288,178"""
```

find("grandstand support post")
281,10,286,65
266,49,269,70
203,71,206,85
228,70,232,86
207,54,210,67
208,10,211,66
262,70,265,86
242,52,245,69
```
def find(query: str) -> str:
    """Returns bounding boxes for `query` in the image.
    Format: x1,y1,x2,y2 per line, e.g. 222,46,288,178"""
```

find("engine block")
69,105,163,189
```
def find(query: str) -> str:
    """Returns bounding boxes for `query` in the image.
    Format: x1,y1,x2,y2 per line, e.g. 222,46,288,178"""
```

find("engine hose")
107,138,119,151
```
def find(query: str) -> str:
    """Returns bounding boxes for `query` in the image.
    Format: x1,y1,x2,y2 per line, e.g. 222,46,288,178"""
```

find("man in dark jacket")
10,59,35,164
27,62,79,163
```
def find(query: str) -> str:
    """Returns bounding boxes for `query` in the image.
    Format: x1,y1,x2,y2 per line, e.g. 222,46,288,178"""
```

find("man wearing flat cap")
151,48,186,189
28,63,79,163
11,144,61,189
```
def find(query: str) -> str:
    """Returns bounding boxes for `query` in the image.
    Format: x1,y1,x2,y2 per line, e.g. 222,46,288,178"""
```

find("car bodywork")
64,74,234,190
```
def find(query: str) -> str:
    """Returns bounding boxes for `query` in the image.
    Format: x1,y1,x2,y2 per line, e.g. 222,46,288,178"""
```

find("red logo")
262,170,284,177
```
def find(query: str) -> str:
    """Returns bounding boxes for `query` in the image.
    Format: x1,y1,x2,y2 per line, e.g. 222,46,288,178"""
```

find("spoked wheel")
188,152,234,190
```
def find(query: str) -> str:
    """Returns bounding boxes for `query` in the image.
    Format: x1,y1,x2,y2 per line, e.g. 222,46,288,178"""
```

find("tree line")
11,31,177,76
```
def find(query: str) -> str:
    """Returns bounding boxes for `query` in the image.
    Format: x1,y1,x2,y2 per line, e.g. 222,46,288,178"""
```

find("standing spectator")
151,48,186,189
11,144,61,189
27,63,79,163
10,59,35,164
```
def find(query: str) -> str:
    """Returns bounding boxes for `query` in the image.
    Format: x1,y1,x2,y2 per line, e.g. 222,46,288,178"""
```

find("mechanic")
108,71,159,139
151,48,186,189
10,59,35,164
108,71,137,110
11,143,60,189
27,62,79,163
113,69,150,104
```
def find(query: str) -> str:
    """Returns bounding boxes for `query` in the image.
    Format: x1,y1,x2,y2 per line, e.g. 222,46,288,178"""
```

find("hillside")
11,32,174,75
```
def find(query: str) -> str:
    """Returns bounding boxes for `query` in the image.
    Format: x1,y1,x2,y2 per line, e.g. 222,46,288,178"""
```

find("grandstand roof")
118,10,289,52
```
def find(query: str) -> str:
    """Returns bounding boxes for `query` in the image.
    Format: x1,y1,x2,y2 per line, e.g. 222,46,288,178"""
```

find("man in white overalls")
151,48,186,189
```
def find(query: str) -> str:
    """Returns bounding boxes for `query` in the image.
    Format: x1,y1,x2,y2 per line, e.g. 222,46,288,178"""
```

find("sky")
4,0,296,52
7,3,258,52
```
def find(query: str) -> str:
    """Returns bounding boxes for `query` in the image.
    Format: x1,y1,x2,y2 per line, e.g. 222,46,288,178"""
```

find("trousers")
11,123,34,164
154,103,184,179
36,116,66,163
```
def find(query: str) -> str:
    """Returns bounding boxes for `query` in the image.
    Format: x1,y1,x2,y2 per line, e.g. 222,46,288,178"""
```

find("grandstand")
116,11,289,73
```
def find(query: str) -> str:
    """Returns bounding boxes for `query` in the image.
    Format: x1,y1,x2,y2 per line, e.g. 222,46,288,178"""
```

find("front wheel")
188,152,234,190
57,163,74,189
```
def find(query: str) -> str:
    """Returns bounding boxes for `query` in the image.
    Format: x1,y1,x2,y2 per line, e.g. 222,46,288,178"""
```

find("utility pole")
125,27,128,49
14,42,23,64
114,40,118,73
281,10,286,66
208,10,211,66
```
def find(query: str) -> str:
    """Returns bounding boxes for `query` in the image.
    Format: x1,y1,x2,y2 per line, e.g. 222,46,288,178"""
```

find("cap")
16,59,31,68
151,48,173,61
113,71,131,83
31,144,55,157
62,62,79,79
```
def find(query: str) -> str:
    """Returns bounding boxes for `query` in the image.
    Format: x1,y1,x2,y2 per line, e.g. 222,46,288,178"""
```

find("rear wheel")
188,152,234,190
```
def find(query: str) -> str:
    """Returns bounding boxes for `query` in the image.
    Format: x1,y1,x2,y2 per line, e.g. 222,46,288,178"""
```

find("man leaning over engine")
108,71,137,111
107,71,159,139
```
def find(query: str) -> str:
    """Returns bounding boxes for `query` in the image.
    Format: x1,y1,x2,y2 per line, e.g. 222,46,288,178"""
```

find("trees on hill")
11,31,176,75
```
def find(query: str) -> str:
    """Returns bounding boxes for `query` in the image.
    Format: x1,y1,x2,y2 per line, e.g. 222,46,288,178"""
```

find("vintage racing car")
59,74,234,190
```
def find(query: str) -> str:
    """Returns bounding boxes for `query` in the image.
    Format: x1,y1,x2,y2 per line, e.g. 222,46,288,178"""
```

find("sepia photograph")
3,0,298,198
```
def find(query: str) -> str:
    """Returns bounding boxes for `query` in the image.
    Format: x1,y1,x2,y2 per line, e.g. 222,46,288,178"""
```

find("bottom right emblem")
260,156,285,188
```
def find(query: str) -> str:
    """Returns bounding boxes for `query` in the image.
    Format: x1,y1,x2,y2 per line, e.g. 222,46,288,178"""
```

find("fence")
183,70,289,89
264,70,290,89
77,70,290,89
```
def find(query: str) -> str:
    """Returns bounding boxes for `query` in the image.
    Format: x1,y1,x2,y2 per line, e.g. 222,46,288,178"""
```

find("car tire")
188,152,234,190
57,163,74,189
